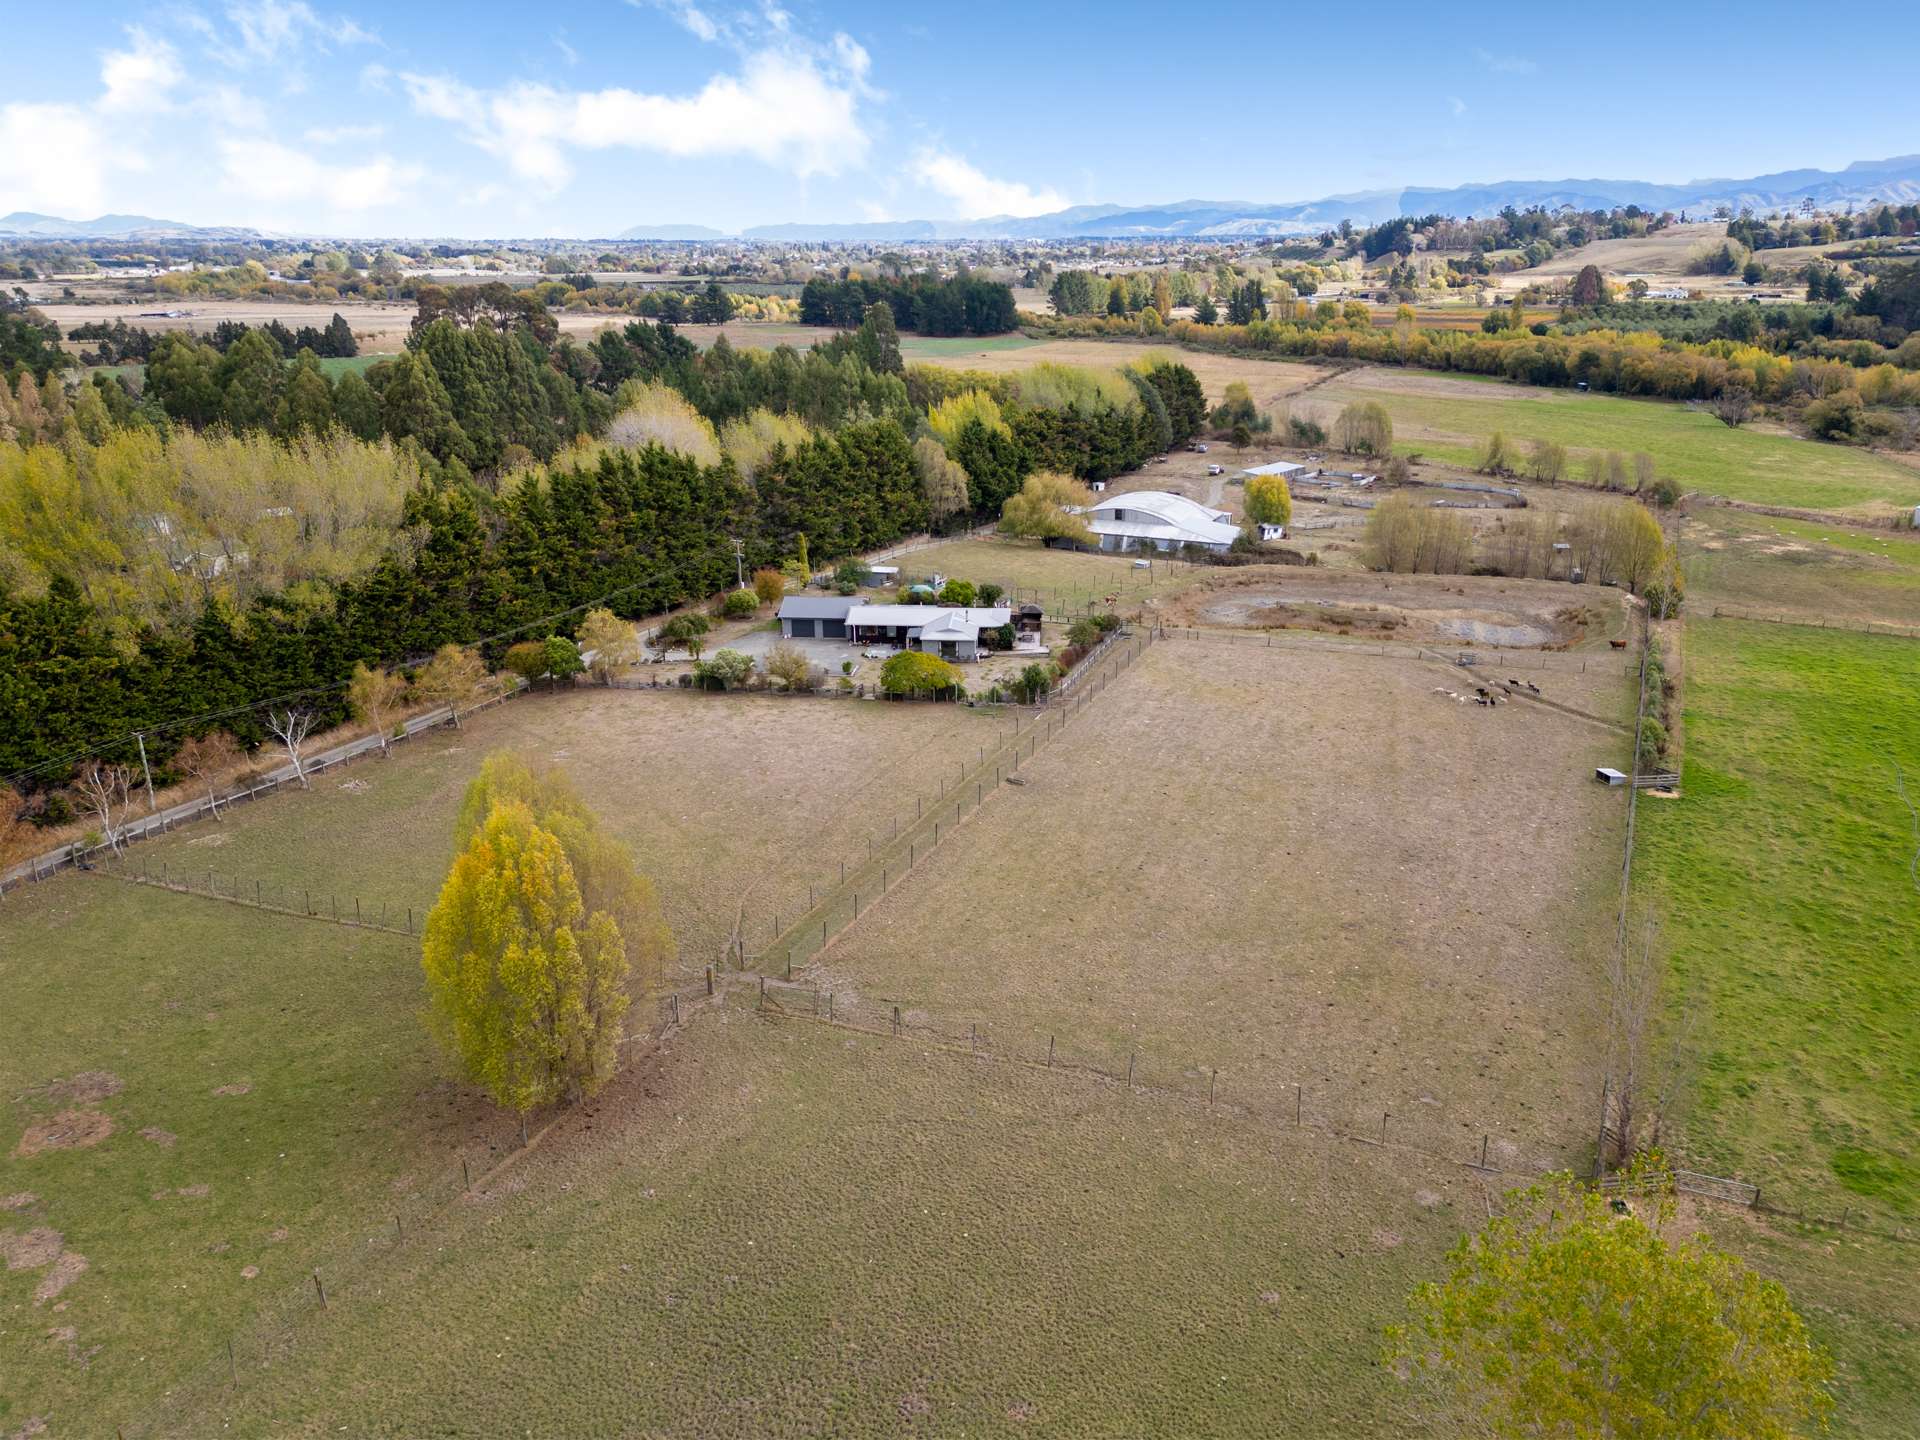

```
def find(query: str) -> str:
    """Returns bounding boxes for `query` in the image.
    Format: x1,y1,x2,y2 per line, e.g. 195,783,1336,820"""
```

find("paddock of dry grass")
809,637,1631,1169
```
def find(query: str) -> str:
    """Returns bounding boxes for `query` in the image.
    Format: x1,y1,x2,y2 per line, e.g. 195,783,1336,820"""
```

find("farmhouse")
847,604,1013,660
1082,490,1241,555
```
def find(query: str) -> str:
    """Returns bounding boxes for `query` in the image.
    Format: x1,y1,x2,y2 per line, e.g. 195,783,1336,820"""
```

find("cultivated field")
1292,369,1920,516
811,638,1632,1165
147,1014,1478,1439
1677,506,1920,630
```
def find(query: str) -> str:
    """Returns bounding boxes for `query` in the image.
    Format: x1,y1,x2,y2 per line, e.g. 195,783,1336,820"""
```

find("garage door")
789,618,816,638
821,619,846,638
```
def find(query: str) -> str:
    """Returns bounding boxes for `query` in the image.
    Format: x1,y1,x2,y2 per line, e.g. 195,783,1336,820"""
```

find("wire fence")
1709,605,1920,639
746,630,1153,977
0,688,522,897
85,855,427,936
740,979,1919,1246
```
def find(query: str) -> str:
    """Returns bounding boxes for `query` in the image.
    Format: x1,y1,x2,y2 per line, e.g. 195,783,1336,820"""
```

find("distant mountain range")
728,155,1920,241
7,155,1919,244
0,211,269,241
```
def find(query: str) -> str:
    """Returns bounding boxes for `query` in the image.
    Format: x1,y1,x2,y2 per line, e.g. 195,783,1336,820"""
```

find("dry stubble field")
124,687,1006,980
809,637,1632,1169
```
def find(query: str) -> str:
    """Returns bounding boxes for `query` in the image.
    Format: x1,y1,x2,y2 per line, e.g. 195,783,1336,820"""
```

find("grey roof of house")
777,596,859,620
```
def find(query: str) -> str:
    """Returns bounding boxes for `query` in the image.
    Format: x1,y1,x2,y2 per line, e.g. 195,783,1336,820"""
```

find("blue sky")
2,0,1917,236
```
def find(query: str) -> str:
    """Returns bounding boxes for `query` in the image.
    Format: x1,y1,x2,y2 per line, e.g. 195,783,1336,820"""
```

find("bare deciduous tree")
1602,911,1692,1170
266,708,318,788
75,762,135,857
1710,387,1754,428
172,732,244,819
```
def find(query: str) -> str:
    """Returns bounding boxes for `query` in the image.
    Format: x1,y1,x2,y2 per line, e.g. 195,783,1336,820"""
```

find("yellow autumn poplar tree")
423,754,673,1111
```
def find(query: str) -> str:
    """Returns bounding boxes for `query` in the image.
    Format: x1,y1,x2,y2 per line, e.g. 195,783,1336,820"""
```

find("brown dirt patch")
240,1264,260,1279
211,1082,252,1096
34,1252,88,1304
11,1109,113,1157
1,1192,37,1211
139,1126,177,1147
1165,567,1617,649
47,1070,123,1104
1,1227,66,1270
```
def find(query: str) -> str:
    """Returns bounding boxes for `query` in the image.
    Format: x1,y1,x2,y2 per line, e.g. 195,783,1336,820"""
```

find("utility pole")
134,732,158,813
730,537,746,589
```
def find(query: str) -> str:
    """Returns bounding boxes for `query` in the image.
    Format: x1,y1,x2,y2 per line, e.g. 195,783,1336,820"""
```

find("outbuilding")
776,595,857,639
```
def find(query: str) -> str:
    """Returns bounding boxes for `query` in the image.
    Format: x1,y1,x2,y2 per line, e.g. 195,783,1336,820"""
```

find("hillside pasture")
1292,369,1920,516
1678,506,1920,631
809,637,1631,1168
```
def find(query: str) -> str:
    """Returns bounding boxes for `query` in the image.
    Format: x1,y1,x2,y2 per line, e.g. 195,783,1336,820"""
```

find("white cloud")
400,46,871,191
552,34,580,66
1448,96,1468,117
218,136,419,212
627,0,721,44
100,28,184,113
0,103,110,215
304,122,386,145
1474,47,1537,75
911,147,1065,219
201,1,378,68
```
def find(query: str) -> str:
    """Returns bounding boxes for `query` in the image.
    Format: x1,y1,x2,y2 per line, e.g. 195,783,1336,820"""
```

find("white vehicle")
1206,463,1224,476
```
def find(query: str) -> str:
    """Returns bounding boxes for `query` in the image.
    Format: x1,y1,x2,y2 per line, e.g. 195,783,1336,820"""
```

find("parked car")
1206,464,1224,476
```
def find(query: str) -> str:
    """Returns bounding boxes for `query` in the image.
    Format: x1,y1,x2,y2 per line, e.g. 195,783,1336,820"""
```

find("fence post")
1047,1035,1054,1067
463,1157,471,1192
671,993,680,1026
891,1005,900,1037
828,992,834,1022
1380,1111,1390,1145
705,966,714,997
1479,1134,1489,1169
1295,1084,1302,1126
312,1269,327,1309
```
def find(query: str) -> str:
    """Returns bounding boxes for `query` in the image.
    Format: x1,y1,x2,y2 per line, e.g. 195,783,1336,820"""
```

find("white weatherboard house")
1082,490,1241,555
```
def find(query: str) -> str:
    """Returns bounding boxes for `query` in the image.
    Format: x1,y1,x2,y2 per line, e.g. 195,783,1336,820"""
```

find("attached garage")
777,595,858,640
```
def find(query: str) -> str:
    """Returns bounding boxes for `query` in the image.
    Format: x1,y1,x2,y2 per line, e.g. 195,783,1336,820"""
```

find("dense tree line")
798,274,1017,335
68,313,358,366
0,425,926,799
